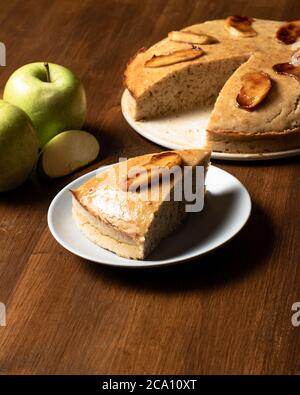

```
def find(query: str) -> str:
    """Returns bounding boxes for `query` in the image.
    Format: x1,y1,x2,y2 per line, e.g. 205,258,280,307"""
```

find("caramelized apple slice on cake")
168,30,217,45
236,71,272,110
225,15,257,38
273,62,300,81
124,152,182,192
145,47,204,68
276,21,300,44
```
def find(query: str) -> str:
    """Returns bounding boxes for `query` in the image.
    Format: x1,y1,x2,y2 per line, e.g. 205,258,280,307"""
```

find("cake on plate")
71,149,211,260
124,17,300,153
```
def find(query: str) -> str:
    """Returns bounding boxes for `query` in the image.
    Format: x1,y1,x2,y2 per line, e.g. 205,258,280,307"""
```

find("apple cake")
71,149,211,259
124,17,300,153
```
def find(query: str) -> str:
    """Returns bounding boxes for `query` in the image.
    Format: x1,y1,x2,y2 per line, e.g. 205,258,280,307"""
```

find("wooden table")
0,0,299,375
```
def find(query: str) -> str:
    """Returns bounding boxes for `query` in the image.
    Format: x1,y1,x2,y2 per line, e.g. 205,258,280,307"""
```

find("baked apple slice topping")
236,71,272,110
145,47,204,68
225,15,257,37
273,62,300,81
168,30,217,45
148,152,182,168
124,152,182,192
276,21,300,44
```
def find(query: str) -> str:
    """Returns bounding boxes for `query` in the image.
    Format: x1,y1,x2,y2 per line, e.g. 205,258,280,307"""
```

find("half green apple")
38,130,99,178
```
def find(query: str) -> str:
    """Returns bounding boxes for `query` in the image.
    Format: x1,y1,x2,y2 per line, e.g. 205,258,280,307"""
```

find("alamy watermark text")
0,42,6,66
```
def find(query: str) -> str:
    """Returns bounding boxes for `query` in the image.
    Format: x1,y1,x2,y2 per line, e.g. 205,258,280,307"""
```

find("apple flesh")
0,100,39,192
38,130,99,178
3,62,86,147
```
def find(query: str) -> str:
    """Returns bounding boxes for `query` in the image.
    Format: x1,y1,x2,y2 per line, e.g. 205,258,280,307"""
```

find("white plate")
48,165,251,268
121,89,300,161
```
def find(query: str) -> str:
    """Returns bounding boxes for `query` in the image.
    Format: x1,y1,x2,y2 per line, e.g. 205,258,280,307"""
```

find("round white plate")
48,165,251,268
121,89,300,161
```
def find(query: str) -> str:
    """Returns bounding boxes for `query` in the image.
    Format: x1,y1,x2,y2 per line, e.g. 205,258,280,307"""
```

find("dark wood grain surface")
0,0,299,374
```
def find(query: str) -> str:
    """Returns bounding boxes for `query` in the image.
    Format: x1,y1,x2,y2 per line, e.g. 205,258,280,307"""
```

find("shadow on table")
83,200,275,292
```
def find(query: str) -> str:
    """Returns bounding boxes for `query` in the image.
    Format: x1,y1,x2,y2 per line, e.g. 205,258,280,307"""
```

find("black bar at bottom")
0,375,299,392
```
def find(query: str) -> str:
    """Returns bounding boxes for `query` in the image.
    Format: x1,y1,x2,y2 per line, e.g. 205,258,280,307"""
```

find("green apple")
38,130,99,178
0,100,39,192
3,62,86,147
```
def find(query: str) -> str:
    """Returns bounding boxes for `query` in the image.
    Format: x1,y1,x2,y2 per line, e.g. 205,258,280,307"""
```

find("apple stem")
44,62,51,82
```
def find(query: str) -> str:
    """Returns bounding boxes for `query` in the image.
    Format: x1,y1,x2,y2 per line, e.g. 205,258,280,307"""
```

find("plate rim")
121,89,300,162
47,165,252,268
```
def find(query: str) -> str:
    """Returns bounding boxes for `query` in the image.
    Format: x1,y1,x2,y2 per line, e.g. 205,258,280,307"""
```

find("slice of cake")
71,149,211,260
